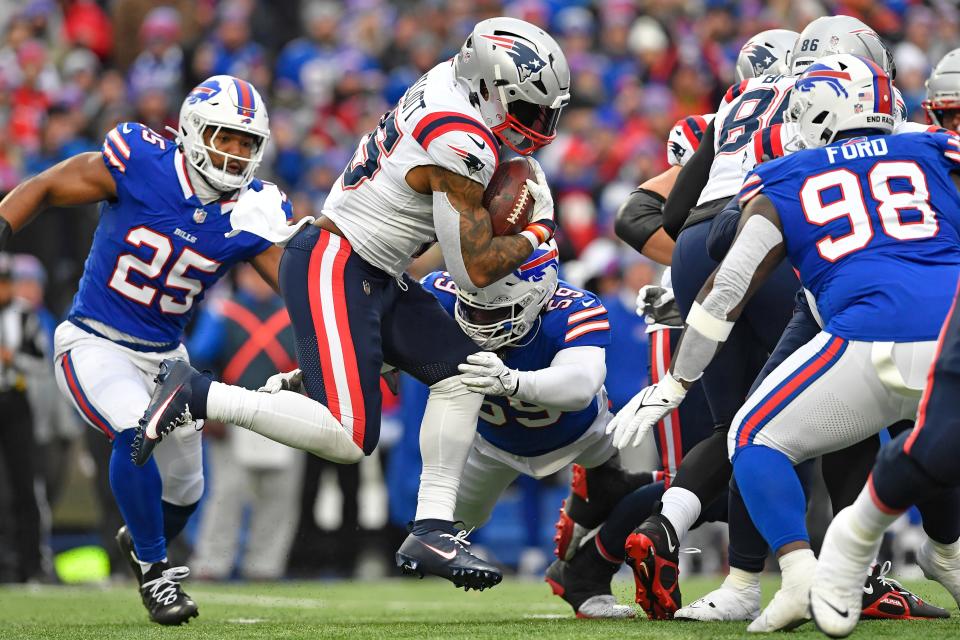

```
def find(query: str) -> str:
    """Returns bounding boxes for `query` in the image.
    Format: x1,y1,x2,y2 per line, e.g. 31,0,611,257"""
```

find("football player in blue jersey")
611,54,960,631
418,241,649,617
0,75,288,625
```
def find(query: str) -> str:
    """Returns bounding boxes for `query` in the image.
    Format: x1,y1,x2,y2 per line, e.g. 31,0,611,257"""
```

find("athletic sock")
847,482,901,542
733,444,809,550
779,548,817,589
728,477,768,573
162,500,199,543
725,566,762,592
110,429,166,563
597,481,665,559
188,371,212,419
659,486,701,542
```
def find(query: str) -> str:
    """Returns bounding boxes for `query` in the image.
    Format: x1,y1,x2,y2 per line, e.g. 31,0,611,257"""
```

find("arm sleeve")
512,346,606,412
614,187,665,254
662,118,716,239
433,191,481,292
186,306,226,370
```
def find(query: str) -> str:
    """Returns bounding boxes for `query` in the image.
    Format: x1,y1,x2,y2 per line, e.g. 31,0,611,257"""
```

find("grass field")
2,575,959,639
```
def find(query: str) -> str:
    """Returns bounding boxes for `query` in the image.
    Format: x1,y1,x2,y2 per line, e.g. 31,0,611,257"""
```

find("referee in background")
0,252,51,582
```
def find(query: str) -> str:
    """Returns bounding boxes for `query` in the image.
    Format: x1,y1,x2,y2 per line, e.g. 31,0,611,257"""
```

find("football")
483,157,536,236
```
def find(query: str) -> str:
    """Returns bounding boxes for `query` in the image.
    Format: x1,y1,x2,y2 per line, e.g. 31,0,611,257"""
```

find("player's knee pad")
160,468,204,506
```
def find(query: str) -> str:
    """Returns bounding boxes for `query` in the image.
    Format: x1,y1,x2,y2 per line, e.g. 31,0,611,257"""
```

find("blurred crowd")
0,0,958,582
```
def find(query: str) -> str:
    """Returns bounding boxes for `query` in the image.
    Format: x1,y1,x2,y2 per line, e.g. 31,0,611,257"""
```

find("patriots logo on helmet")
669,140,687,162
187,79,221,105
482,34,547,82
449,145,485,175
744,44,777,76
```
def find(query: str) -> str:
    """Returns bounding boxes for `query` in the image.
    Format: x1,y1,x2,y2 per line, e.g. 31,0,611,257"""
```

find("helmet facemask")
184,116,266,192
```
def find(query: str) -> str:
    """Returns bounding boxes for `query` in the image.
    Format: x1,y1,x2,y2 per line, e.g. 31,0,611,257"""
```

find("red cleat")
624,514,681,620
860,561,950,620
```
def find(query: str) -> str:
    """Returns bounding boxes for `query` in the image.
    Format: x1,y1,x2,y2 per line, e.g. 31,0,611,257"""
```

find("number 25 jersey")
322,61,500,278
69,122,287,350
739,132,960,342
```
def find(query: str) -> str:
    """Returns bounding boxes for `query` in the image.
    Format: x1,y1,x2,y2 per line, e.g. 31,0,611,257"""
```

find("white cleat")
576,595,637,619
810,507,880,638
675,582,761,621
918,540,960,608
747,585,811,633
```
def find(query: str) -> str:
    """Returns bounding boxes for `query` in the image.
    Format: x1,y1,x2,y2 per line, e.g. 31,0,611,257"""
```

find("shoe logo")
582,300,595,307
814,593,849,618
122,123,133,134
467,134,486,150
420,541,457,560
662,524,677,553
863,583,874,595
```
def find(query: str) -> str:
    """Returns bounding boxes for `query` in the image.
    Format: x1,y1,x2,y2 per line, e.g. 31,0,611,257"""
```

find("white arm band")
512,346,606,411
433,191,480,292
686,302,734,342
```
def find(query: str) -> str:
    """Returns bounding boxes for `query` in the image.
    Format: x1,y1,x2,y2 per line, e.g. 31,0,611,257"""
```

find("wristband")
521,219,556,248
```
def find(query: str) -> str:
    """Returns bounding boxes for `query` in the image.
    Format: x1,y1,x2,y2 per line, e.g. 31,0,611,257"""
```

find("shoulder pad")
411,111,499,186
101,122,171,176
667,114,715,167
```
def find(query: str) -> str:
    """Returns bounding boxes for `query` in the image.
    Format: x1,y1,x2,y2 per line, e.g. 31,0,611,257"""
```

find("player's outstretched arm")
426,165,536,290
615,165,680,264
249,245,283,293
0,152,116,249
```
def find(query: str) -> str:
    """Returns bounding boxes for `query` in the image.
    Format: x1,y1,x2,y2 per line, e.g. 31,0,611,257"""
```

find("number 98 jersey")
421,271,612,457
68,122,287,351
739,132,960,342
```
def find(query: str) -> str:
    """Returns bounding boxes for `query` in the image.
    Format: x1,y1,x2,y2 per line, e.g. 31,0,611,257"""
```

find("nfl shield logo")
193,208,207,224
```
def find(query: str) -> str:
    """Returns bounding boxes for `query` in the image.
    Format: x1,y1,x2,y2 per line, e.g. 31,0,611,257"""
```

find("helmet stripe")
860,57,892,115
233,78,256,116
520,247,558,271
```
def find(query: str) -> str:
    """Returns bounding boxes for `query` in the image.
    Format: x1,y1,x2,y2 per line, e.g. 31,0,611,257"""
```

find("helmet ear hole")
812,111,829,124
480,79,489,100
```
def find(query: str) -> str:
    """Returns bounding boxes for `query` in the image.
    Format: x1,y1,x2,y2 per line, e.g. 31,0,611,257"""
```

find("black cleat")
554,460,652,561
396,528,502,591
545,541,635,618
133,359,198,466
624,513,681,620
140,563,199,625
116,525,199,625
115,526,143,584
861,560,950,620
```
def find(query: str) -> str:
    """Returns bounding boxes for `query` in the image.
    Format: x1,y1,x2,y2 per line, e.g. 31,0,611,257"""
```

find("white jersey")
323,61,499,277
666,113,715,167
698,75,908,206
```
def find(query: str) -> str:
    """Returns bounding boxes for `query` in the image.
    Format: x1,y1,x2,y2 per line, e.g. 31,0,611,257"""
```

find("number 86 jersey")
739,131,960,342
68,122,288,351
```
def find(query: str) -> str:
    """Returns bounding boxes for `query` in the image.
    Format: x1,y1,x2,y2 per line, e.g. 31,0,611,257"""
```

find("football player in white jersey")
136,17,570,592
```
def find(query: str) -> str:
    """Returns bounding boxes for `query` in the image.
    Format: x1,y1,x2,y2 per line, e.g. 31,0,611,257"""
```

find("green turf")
1,576,958,639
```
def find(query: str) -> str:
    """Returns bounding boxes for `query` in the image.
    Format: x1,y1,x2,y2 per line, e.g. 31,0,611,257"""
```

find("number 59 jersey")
323,61,500,278
739,132,960,342
68,122,286,351
422,271,611,458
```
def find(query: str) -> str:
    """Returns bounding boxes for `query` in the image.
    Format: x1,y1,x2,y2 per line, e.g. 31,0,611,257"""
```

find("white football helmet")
789,16,894,78
786,54,895,148
924,48,960,127
735,29,799,81
454,17,571,155
455,240,560,350
178,75,270,192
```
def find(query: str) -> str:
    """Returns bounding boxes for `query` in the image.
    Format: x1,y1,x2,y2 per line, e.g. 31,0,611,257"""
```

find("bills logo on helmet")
795,68,851,97
187,79,221,104
448,145,485,175
519,245,559,282
744,44,777,76
482,34,546,82
669,140,687,162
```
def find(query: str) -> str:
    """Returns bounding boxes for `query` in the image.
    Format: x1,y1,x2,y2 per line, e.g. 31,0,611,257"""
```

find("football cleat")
861,560,950,620
624,513,681,619
133,359,198,466
396,528,502,591
918,540,960,609
139,563,199,626
750,583,811,633
674,576,761,621
544,541,635,619
115,526,143,584
553,461,652,560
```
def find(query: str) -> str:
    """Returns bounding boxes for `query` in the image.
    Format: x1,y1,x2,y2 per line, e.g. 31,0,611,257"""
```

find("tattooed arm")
409,165,535,291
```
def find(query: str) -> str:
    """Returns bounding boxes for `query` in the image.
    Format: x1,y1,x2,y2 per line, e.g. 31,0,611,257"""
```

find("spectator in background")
274,0,345,105
0,253,52,583
188,264,303,581
8,40,55,154
23,104,93,176
128,7,184,99
196,4,269,91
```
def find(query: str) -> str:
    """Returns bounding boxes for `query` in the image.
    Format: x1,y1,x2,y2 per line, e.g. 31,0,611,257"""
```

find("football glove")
637,285,682,328
522,158,557,245
458,351,519,397
607,374,687,449
258,369,303,394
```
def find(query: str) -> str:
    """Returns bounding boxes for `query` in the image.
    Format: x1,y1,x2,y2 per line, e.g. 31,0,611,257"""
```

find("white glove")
457,351,519,396
606,374,687,449
524,157,555,226
637,285,682,327
258,369,303,394
226,183,314,245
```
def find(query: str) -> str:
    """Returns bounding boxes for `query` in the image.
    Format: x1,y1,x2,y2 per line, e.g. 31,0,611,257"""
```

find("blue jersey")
421,272,611,457
68,122,291,350
740,132,960,341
